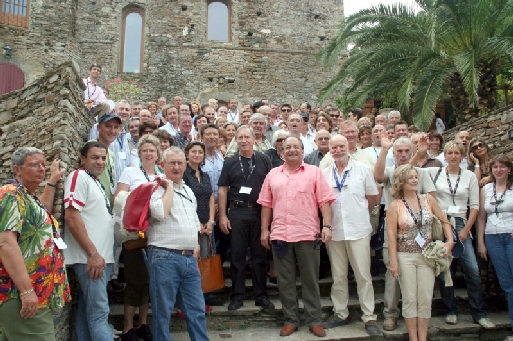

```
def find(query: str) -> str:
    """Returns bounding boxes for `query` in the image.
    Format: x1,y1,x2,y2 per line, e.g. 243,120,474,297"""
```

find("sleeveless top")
395,194,434,253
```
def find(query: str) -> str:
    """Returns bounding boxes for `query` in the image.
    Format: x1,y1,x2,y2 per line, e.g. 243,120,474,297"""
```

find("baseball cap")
98,113,122,124
300,112,308,120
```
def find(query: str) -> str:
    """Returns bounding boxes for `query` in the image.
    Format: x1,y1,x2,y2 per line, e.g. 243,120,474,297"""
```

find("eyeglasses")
165,161,185,167
281,109,292,112
471,142,486,151
317,137,330,141
21,162,47,169
142,130,154,134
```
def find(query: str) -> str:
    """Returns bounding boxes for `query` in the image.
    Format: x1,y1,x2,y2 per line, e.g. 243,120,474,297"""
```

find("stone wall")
0,0,79,85
442,105,513,159
0,61,92,340
75,0,344,104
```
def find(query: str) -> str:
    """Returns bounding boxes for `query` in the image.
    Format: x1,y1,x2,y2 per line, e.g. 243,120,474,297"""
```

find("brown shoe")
279,324,298,337
309,325,326,337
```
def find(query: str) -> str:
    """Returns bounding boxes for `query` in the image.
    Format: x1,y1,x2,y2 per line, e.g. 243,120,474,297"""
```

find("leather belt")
148,246,193,256
231,200,261,208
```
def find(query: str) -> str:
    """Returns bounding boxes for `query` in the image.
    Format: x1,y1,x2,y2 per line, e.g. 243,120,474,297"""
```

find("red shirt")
257,162,335,242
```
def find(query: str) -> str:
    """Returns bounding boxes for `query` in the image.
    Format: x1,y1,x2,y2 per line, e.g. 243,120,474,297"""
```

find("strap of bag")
432,167,443,186
137,177,162,229
207,234,215,257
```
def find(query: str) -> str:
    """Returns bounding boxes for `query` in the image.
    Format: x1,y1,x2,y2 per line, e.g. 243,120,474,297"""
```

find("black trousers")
228,206,268,302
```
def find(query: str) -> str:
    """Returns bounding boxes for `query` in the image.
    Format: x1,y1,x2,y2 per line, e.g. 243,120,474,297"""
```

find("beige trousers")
326,234,377,322
397,252,435,318
383,247,402,318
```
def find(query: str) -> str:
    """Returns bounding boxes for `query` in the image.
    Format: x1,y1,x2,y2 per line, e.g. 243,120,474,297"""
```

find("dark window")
207,0,230,41
0,0,29,28
121,9,144,73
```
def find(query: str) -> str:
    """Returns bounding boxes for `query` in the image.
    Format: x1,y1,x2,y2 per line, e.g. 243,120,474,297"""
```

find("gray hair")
11,147,44,172
235,125,256,139
271,129,290,147
387,110,401,119
393,137,413,151
249,113,268,129
115,99,130,108
162,146,185,162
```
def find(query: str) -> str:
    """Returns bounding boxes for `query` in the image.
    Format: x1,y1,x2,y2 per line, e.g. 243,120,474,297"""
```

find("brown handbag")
197,235,224,293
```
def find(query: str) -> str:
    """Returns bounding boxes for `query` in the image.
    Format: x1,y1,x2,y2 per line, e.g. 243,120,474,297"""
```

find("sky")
345,0,421,16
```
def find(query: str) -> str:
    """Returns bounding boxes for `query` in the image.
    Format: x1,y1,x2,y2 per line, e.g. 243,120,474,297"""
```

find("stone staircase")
108,262,511,341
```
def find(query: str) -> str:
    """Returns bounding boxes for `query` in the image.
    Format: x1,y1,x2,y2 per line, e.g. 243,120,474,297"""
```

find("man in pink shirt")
83,63,107,108
258,136,335,338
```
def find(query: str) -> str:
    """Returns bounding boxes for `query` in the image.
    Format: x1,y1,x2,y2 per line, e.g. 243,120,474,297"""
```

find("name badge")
118,152,127,160
239,186,252,194
447,205,460,214
488,214,500,225
54,238,68,250
335,194,345,204
415,233,426,248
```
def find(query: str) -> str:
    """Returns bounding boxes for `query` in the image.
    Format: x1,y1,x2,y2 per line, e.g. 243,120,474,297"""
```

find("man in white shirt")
146,147,209,341
64,141,114,341
227,98,240,124
83,63,107,107
321,135,380,336
159,105,179,136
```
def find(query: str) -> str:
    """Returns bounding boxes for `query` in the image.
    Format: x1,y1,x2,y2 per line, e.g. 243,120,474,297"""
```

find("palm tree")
317,0,513,130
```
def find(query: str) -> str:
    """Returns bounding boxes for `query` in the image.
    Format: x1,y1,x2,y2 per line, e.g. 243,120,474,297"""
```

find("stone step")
109,288,509,333
113,312,511,341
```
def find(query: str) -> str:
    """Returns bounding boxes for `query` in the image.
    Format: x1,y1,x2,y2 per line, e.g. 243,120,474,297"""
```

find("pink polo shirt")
257,162,336,242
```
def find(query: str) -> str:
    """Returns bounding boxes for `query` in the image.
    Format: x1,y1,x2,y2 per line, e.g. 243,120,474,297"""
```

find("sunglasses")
281,108,292,112
330,114,340,118
471,142,486,151
276,138,286,143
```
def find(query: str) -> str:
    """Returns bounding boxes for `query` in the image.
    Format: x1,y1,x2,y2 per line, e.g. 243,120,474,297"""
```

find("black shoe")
120,329,139,341
269,276,277,284
228,300,243,311
136,324,153,341
205,296,225,306
322,315,349,329
255,297,275,309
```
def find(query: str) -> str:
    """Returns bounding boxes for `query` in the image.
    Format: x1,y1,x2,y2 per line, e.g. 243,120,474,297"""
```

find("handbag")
197,235,225,293
123,178,162,236
431,216,444,241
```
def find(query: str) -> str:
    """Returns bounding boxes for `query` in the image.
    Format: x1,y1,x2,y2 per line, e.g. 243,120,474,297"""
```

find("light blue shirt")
201,150,224,201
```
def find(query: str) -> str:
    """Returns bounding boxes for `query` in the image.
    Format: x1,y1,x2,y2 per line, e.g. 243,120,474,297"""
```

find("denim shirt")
201,150,224,201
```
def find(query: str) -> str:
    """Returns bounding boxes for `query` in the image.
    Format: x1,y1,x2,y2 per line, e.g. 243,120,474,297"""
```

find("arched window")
207,0,230,42
0,62,25,95
0,0,30,29
120,8,144,73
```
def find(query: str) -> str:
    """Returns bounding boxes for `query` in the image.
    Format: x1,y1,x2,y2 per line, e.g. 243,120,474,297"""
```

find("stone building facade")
1,0,345,104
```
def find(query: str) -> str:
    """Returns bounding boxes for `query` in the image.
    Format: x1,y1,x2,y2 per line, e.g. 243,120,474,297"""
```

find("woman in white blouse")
477,154,513,341
427,141,494,328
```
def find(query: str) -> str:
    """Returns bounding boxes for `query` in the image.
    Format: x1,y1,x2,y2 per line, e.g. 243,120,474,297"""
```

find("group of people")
0,62,511,341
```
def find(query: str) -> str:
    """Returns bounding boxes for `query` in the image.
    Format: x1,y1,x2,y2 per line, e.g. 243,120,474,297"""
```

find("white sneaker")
476,317,495,329
445,314,457,325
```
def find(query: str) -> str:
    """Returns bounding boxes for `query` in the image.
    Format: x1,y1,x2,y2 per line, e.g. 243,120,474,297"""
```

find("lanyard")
13,180,60,239
174,187,193,203
117,132,125,150
492,183,507,217
82,168,112,215
402,195,423,227
140,166,151,182
130,137,138,148
86,79,97,99
372,147,379,158
445,167,461,206
332,166,349,192
229,111,238,123
96,139,115,187
239,153,255,184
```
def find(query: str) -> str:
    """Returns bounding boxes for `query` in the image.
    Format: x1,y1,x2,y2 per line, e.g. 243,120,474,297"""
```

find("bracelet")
474,165,480,169
19,288,34,297
46,182,57,188
88,250,97,258
323,224,332,230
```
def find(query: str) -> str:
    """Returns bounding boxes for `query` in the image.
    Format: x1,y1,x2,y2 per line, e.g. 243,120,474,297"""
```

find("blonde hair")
392,164,417,199
137,134,161,162
443,140,465,154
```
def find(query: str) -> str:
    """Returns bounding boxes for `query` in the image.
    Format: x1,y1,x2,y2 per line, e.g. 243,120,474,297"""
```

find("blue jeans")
485,233,513,331
437,217,486,321
144,248,210,341
73,263,113,341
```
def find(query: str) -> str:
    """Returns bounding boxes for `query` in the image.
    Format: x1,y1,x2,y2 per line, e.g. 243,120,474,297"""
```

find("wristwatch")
323,224,332,230
209,220,216,226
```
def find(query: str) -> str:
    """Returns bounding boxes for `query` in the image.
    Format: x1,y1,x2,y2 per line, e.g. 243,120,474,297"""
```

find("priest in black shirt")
218,125,274,311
